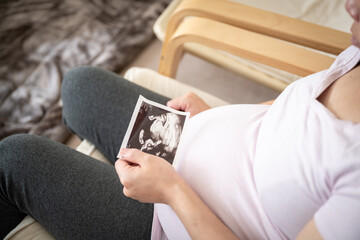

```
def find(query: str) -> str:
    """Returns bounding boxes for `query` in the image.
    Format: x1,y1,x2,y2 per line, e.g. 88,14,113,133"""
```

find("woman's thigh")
61,66,170,163
0,134,153,240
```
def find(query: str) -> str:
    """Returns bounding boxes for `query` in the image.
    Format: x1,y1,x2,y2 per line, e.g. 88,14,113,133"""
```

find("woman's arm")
167,92,275,117
115,148,240,240
167,173,239,240
296,219,322,240
116,150,325,240
259,99,275,105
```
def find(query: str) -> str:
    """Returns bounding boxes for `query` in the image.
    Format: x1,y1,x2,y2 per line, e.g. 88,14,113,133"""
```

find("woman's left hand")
115,148,182,204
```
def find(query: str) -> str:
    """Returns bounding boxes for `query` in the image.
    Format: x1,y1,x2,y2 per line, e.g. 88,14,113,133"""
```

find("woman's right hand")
115,148,182,204
116,149,239,240
167,92,211,118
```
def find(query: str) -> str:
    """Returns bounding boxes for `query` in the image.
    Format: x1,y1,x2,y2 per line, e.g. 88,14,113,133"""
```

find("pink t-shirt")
151,46,360,240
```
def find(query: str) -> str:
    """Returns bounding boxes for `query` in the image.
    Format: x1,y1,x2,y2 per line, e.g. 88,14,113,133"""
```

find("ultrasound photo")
118,95,189,164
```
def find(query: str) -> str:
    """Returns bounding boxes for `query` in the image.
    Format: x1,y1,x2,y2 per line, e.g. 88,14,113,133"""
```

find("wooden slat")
165,0,351,55
184,43,290,92
159,17,336,78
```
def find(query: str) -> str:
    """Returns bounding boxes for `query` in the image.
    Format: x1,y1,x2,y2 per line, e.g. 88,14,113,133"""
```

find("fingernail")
120,148,127,155
351,8,358,17
119,149,127,159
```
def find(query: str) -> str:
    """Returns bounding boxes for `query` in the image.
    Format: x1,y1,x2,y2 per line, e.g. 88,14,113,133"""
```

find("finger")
166,98,178,108
167,97,183,110
346,0,358,20
115,159,131,176
115,159,138,188
122,186,131,198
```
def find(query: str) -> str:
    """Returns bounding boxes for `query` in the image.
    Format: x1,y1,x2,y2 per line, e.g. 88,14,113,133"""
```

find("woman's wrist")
164,174,189,206
163,174,240,240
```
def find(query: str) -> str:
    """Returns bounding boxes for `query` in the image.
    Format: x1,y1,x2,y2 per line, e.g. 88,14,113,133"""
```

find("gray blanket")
0,0,170,143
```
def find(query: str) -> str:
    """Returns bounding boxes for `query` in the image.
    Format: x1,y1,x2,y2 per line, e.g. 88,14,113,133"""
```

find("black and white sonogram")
118,95,189,164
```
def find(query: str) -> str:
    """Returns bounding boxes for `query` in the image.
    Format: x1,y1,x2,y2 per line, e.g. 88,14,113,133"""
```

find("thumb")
119,148,143,165
115,158,131,176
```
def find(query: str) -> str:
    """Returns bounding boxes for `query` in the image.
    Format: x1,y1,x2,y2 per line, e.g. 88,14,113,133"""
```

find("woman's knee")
61,66,129,133
0,134,34,158
62,66,98,106
0,134,72,181
62,66,102,129
0,134,45,173
61,66,128,105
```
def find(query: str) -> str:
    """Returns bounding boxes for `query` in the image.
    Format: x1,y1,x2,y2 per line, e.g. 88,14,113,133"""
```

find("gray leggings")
0,66,170,239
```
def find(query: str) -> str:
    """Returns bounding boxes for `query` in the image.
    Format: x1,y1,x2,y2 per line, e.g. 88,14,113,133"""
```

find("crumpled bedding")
0,0,170,143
